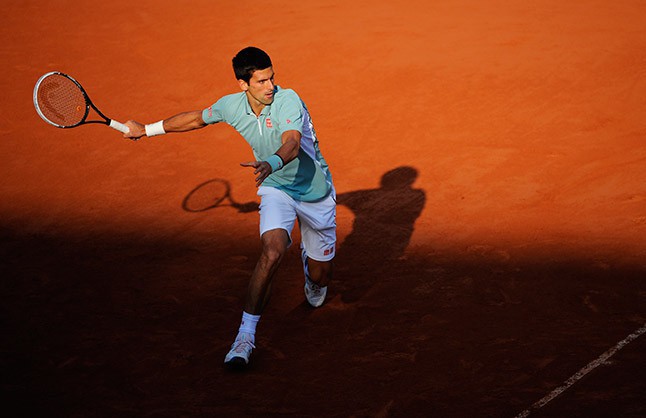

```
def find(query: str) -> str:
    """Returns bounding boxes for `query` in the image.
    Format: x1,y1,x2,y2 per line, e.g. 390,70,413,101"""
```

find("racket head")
33,71,89,128
182,179,231,212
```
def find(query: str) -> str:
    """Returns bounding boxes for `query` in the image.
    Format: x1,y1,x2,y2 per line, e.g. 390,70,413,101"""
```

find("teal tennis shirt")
202,87,333,202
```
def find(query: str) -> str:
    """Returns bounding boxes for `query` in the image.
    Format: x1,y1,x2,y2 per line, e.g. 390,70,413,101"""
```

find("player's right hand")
124,120,145,140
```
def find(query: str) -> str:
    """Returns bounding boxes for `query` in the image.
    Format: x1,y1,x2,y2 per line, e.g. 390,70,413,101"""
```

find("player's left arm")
275,129,301,164
241,129,301,187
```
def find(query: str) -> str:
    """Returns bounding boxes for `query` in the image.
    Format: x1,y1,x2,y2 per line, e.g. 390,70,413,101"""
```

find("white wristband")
145,120,166,137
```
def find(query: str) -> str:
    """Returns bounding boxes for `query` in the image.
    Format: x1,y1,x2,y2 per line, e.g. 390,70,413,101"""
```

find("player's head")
234,47,276,109
233,47,272,83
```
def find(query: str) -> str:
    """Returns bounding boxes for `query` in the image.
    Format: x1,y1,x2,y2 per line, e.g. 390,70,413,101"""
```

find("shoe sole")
224,356,249,370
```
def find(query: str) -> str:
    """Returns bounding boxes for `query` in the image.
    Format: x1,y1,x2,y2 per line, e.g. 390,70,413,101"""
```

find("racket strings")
36,74,86,127
183,180,230,212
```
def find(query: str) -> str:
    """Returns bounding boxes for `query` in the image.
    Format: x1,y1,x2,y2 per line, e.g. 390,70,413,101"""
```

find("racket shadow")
182,178,259,213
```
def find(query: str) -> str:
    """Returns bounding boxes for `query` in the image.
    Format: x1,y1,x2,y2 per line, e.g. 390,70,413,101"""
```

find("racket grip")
109,119,130,134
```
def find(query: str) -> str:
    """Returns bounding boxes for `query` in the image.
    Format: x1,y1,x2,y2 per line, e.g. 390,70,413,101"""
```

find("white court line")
515,323,646,418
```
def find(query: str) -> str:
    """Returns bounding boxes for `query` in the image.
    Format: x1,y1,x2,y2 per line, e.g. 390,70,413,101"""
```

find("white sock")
237,311,260,341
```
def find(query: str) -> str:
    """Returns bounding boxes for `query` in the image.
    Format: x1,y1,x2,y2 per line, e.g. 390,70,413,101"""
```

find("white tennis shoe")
224,333,255,368
305,277,327,308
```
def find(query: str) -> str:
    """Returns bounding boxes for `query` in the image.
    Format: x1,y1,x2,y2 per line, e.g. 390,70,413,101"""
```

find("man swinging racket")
124,47,336,369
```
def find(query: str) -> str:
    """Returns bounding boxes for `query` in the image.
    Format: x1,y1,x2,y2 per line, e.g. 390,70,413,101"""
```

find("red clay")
2,1,645,416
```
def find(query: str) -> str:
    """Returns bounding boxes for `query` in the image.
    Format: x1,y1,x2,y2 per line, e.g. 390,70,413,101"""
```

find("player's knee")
261,244,286,266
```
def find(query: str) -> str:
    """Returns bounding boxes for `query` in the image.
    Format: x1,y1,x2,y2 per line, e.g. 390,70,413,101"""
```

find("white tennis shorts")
257,186,336,262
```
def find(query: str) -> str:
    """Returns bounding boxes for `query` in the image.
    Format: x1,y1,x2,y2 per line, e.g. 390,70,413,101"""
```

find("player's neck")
250,103,266,117
246,94,266,117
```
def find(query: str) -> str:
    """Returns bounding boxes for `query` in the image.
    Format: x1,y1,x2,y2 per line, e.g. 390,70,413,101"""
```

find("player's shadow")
335,166,426,303
182,178,259,213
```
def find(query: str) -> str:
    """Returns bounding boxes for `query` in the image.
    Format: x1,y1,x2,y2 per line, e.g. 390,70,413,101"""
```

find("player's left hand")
241,161,272,187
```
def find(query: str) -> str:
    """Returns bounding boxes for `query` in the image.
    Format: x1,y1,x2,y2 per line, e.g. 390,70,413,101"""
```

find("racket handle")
109,119,130,134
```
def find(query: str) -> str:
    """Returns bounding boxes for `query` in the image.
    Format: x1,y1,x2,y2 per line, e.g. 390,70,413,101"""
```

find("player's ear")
238,79,249,92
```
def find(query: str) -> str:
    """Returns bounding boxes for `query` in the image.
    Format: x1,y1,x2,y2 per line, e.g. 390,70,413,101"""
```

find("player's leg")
224,187,296,368
298,191,337,307
302,254,333,308
244,228,290,314
225,230,291,369
304,256,333,288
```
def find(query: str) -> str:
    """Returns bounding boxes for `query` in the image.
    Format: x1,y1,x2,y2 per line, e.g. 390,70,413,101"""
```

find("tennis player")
124,47,336,369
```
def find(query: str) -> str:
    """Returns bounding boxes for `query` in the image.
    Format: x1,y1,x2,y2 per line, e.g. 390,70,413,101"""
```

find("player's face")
240,67,276,113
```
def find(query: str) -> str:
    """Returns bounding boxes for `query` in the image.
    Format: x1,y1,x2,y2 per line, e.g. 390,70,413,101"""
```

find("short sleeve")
202,97,226,125
275,90,304,134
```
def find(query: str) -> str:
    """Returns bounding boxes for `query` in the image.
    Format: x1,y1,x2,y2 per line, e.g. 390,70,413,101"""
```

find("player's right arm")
124,110,206,140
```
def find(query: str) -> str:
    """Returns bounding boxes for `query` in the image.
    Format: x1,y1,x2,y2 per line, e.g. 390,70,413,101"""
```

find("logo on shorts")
286,119,292,124
324,247,335,256
266,118,273,128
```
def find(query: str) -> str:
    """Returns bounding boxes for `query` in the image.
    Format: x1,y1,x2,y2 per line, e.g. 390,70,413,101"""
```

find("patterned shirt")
202,87,332,202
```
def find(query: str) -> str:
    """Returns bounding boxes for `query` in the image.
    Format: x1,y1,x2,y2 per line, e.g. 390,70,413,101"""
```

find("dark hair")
232,47,272,82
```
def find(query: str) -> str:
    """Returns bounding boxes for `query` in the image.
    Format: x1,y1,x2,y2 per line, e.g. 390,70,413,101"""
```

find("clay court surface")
2,0,645,416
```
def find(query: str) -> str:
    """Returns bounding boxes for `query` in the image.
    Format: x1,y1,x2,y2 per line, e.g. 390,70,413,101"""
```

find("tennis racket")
33,71,130,136
182,179,259,213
